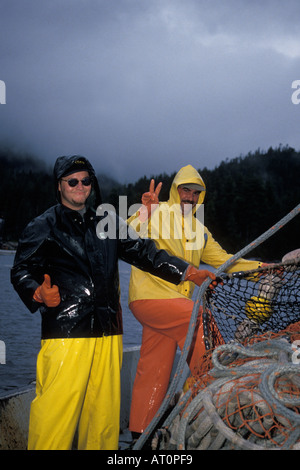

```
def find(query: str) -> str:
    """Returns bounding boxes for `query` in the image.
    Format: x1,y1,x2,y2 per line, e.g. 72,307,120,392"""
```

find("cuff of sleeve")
181,266,190,281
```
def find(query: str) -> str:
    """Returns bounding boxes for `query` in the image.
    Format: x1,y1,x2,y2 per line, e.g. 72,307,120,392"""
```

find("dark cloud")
1,0,300,182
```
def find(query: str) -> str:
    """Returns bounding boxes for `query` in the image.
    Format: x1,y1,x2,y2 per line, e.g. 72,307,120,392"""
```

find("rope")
132,203,300,450
155,338,300,450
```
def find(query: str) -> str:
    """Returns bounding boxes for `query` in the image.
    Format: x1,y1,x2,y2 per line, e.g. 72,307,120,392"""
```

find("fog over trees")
0,145,299,261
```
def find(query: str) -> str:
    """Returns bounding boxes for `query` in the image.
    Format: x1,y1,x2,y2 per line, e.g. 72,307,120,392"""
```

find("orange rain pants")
129,298,208,434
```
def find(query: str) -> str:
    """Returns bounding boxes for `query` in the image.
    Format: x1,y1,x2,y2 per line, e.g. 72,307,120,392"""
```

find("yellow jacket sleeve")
201,228,262,273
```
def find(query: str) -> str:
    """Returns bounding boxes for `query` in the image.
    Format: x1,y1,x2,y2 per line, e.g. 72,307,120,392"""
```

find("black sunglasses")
61,176,92,187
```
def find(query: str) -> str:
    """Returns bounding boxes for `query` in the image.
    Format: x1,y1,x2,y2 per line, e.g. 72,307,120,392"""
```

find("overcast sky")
1,0,300,182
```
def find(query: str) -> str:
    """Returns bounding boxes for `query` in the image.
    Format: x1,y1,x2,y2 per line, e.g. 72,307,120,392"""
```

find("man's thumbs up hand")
33,274,61,307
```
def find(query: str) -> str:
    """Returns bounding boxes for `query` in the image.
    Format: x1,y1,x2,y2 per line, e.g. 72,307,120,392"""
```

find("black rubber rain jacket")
11,156,188,339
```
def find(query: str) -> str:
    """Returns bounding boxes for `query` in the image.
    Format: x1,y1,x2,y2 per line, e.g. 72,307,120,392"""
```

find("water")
0,254,142,397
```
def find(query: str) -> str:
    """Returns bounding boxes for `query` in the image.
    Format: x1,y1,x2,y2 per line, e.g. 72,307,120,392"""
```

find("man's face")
177,186,201,214
58,171,91,210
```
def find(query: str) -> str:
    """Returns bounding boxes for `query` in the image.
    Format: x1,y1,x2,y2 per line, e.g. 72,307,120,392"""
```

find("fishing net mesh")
156,260,300,450
203,259,300,348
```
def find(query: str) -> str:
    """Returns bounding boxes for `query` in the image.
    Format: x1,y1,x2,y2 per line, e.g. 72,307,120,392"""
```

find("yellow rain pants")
28,335,123,450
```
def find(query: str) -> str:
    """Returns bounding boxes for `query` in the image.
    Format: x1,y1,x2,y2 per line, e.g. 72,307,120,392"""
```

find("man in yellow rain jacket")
128,164,263,439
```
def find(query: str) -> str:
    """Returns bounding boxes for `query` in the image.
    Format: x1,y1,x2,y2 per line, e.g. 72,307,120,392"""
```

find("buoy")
245,296,273,324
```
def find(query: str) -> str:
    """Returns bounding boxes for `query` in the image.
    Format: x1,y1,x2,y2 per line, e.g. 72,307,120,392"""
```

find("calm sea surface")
0,254,142,397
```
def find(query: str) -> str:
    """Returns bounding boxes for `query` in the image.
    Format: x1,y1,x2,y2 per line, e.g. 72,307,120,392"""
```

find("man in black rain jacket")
11,155,215,450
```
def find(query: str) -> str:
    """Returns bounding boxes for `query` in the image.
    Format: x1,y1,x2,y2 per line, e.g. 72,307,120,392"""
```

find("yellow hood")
168,164,206,208
128,165,207,303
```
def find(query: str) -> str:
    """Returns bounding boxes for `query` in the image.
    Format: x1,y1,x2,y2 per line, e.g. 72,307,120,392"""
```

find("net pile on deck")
152,259,300,451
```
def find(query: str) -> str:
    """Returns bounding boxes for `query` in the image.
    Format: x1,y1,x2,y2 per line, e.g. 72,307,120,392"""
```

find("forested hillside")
0,145,299,261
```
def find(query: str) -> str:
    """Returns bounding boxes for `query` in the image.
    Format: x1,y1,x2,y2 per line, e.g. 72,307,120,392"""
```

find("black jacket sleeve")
117,216,188,284
11,217,49,313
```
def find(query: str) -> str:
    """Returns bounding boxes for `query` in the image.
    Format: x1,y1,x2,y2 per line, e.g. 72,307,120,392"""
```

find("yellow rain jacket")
128,164,261,303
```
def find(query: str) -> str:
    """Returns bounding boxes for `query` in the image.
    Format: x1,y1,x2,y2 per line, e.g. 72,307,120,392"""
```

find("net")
203,258,300,348
133,207,300,451
151,259,300,450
